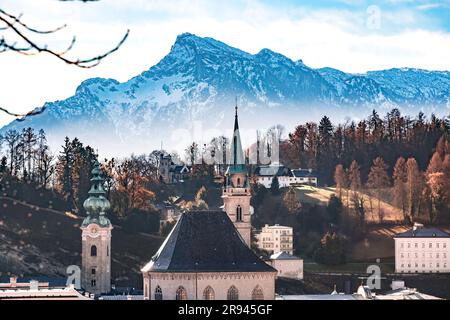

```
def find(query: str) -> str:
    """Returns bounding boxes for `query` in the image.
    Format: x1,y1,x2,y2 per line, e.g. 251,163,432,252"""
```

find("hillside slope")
0,197,164,287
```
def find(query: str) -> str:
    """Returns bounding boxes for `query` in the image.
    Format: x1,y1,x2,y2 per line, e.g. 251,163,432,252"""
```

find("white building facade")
269,252,303,279
254,166,318,188
394,225,450,273
256,224,294,255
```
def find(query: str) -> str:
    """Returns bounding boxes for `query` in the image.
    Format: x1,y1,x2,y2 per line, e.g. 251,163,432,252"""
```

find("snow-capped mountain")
1,33,450,157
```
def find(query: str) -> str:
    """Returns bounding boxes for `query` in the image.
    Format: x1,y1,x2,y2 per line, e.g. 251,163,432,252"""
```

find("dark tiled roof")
291,169,317,178
143,210,276,273
394,228,450,238
254,165,292,177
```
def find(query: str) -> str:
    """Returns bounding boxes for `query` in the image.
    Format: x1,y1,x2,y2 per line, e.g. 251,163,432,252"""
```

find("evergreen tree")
367,157,390,222
270,175,280,195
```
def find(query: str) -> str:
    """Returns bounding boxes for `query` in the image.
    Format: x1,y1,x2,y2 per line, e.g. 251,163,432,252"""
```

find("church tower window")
203,286,215,300
236,206,243,222
176,286,187,300
90,245,97,257
227,285,239,300
154,285,163,300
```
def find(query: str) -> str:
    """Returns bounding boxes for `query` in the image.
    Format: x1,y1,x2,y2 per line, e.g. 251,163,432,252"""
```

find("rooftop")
270,251,299,260
142,210,276,273
254,165,292,177
394,227,450,238
291,168,318,178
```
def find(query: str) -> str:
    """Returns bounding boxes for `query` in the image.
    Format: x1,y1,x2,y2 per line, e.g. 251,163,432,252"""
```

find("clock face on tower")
91,226,98,234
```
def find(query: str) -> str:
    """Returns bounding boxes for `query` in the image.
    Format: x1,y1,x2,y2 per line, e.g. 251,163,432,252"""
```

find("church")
141,105,277,300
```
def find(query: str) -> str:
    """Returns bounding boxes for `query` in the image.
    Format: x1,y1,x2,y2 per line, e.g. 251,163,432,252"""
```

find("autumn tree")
348,160,361,191
283,187,301,214
334,164,347,198
393,157,407,220
406,158,423,221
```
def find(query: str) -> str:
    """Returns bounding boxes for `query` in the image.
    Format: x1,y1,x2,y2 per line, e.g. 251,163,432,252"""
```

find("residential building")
394,223,450,273
254,166,318,188
291,168,318,186
158,154,190,183
256,224,294,255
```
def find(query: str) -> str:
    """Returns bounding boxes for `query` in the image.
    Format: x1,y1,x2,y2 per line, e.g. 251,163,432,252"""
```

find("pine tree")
367,157,390,222
56,137,74,209
270,175,280,195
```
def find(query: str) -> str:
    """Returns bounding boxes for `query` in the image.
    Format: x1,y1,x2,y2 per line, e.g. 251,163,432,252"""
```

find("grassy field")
294,185,404,223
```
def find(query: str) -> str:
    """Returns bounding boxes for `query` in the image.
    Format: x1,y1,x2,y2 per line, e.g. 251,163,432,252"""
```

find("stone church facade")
141,105,276,300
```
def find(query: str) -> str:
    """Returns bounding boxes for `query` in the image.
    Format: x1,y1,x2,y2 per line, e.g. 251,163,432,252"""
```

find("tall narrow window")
252,286,264,300
237,177,241,187
154,285,163,300
91,279,96,287
176,286,187,300
90,245,97,257
236,206,242,222
203,286,215,300
227,286,239,300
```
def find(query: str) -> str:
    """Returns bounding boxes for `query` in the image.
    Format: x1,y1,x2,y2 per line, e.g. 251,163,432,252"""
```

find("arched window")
90,245,97,257
176,286,187,300
203,286,215,300
236,206,242,222
237,177,241,187
227,285,239,300
251,286,264,300
154,285,163,300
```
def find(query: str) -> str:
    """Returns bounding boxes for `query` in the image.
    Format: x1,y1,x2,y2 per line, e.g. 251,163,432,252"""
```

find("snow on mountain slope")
1,33,449,157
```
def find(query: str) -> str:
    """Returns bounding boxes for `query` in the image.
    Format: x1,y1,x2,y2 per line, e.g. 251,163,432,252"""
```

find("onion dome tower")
81,160,112,295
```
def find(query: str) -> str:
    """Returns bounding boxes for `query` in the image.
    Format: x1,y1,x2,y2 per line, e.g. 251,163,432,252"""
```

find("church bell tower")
222,102,252,247
81,160,112,295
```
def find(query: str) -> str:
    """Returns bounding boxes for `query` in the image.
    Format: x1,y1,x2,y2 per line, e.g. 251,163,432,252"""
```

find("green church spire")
226,100,247,175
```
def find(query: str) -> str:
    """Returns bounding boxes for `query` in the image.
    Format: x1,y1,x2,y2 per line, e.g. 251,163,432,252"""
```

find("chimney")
29,280,39,291
9,277,17,287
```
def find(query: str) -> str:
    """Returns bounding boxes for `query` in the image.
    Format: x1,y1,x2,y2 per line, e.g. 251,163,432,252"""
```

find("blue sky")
1,0,449,127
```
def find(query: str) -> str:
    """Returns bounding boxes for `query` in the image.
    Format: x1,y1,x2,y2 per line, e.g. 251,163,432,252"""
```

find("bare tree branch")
0,9,129,68
0,2,129,119
0,106,46,121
